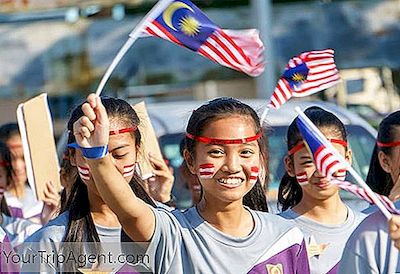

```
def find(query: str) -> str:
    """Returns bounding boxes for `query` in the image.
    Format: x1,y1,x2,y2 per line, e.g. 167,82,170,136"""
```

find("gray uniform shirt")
339,201,400,274
20,211,121,273
144,206,310,274
279,206,366,274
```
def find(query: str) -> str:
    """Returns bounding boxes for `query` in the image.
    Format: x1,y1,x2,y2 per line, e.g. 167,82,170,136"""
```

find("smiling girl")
278,106,366,274
73,94,310,274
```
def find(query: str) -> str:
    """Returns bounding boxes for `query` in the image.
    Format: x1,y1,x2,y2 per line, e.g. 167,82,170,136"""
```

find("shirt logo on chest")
265,263,283,274
307,235,329,258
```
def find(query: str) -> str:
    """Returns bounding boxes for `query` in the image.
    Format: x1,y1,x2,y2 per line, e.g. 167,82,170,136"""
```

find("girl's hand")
389,215,400,250
41,181,61,224
73,94,109,148
147,154,174,204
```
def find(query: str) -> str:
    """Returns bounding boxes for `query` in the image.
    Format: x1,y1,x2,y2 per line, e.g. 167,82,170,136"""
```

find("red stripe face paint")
333,169,346,181
199,163,215,179
123,163,136,178
77,165,90,181
249,166,259,184
296,172,309,186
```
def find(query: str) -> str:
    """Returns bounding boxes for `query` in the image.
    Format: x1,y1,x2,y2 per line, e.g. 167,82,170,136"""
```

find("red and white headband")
377,141,400,148
186,132,262,145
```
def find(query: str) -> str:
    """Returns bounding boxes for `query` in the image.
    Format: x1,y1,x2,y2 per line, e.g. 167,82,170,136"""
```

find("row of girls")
0,93,397,273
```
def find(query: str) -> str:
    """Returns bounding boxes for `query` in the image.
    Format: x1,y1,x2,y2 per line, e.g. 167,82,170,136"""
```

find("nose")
13,158,26,174
221,153,241,174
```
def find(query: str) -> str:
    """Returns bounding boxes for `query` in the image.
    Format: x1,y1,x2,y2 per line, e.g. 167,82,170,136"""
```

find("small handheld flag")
269,49,340,109
95,0,264,96
260,49,340,125
295,107,392,219
142,0,264,77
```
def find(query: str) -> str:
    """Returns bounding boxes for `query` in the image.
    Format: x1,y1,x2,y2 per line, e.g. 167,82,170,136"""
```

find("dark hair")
184,97,269,212
0,123,20,143
63,96,156,270
366,111,400,196
278,106,347,211
0,142,12,216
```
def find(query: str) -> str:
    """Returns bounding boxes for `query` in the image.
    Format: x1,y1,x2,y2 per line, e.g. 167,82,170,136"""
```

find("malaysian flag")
141,0,264,76
296,114,345,180
268,49,340,109
296,108,395,218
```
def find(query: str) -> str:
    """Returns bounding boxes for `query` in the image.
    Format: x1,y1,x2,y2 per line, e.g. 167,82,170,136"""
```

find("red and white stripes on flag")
268,49,340,109
143,26,264,77
296,172,309,186
199,163,215,179
332,179,400,214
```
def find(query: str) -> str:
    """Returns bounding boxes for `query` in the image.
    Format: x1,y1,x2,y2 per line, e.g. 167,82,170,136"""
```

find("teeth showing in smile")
217,178,244,187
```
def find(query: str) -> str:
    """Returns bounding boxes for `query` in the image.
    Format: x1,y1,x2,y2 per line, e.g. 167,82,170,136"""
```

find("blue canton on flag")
152,0,217,51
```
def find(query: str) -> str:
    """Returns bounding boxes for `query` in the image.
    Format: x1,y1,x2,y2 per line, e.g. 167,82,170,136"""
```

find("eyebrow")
110,144,131,152
205,143,258,148
300,155,312,160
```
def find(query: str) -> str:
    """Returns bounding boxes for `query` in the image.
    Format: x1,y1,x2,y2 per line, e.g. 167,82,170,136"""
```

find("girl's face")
186,115,261,204
71,121,137,195
285,127,352,201
379,126,400,184
6,134,26,184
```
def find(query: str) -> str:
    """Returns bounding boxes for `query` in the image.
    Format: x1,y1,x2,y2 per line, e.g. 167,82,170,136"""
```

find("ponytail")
243,180,268,212
366,144,394,196
278,172,303,211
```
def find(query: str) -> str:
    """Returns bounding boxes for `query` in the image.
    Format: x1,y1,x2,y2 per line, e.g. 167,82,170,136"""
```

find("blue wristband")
80,145,108,159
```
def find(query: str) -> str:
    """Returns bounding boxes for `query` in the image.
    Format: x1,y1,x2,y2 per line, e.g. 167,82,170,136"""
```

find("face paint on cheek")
333,169,346,181
296,172,309,186
249,166,259,184
77,165,90,181
123,163,136,178
199,163,215,179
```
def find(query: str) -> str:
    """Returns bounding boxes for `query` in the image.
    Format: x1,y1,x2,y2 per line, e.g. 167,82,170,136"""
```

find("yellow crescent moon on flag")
162,1,194,31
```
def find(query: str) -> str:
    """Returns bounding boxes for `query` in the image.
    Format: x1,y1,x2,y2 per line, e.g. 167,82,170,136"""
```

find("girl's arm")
74,94,155,241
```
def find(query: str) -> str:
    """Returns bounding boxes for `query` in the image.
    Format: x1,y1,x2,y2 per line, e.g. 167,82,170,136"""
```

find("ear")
284,155,295,177
345,148,353,166
69,148,77,167
378,151,392,173
183,149,196,175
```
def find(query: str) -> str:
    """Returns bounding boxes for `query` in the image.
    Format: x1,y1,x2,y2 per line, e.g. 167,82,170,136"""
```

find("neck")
9,182,26,199
293,193,348,225
197,196,253,237
88,190,120,228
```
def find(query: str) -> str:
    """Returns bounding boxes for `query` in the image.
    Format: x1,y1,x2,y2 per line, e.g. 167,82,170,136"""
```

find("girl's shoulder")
23,211,69,243
250,210,304,244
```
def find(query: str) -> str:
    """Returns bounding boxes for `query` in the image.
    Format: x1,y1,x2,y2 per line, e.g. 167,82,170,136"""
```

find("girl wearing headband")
278,106,366,274
21,96,174,272
366,110,400,201
339,110,400,273
74,94,309,273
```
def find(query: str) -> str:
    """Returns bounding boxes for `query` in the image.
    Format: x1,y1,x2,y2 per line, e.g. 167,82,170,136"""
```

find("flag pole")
295,107,392,220
260,105,271,126
95,0,175,96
